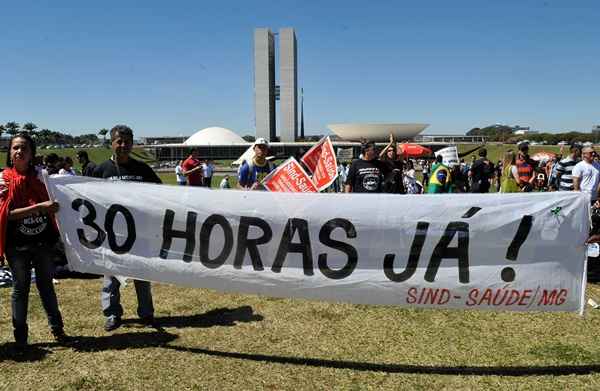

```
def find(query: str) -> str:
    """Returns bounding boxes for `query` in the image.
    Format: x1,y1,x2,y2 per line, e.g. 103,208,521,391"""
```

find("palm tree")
5,122,20,136
22,122,38,138
98,128,109,145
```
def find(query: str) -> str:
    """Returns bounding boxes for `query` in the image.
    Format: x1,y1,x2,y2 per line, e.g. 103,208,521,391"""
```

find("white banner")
46,175,589,313
435,146,460,167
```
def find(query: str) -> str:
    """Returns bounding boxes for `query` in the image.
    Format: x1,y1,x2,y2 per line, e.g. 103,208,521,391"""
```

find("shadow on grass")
0,343,50,362
162,345,600,376
66,330,179,352
122,305,263,329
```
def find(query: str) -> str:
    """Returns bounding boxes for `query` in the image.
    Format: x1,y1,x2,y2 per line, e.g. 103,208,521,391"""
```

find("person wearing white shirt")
572,146,600,203
175,160,186,186
202,160,215,187
58,157,77,175
219,175,231,189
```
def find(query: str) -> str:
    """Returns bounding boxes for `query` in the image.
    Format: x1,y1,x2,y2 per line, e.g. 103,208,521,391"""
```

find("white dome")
184,126,246,145
327,123,429,142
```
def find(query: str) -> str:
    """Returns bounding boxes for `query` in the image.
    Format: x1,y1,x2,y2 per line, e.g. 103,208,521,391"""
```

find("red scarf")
0,167,54,255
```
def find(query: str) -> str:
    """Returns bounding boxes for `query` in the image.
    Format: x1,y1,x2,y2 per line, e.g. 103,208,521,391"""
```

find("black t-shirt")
382,160,405,194
470,158,495,183
82,161,97,177
7,213,58,247
345,159,389,193
93,158,162,184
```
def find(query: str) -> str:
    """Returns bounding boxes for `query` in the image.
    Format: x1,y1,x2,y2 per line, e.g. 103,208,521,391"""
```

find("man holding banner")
93,125,161,331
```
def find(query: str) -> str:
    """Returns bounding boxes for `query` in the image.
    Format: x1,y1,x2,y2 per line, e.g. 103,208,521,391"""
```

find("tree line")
467,125,599,144
0,121,110,146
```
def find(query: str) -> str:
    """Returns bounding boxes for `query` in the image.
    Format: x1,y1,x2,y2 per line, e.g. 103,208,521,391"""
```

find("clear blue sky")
2,0,598,137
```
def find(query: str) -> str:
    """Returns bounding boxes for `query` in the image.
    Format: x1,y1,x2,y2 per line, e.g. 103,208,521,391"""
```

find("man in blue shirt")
238,138,275,190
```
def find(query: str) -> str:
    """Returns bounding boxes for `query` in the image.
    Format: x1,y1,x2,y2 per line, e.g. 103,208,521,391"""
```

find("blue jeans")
101,276,154,320
6,243,64,344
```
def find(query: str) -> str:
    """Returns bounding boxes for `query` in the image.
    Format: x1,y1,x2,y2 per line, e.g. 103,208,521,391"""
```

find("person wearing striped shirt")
555,144,581,191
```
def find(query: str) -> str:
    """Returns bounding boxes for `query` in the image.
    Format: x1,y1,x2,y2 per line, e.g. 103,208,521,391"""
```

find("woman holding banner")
0,133,70,349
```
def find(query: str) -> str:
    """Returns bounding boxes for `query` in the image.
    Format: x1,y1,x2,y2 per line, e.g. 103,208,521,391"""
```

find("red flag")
262,158,318,193
300,136,338,191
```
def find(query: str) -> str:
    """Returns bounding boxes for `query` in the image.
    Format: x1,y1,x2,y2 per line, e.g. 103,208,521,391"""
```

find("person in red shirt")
182,148,203,186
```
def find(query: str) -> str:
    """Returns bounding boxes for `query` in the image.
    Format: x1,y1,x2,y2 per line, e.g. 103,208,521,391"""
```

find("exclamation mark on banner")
502,215,533,282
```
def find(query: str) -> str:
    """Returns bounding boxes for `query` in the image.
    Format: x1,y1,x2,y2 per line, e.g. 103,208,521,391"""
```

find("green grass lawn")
1,280,600,389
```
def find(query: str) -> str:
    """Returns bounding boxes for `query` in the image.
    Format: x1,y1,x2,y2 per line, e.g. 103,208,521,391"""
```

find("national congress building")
254,28,298,142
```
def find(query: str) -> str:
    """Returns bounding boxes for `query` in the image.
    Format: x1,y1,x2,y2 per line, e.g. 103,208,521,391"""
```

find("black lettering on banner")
506,215,533,261
318,218,358,280
272,218,314,275
71,198,106,249
383,222,430,282
199,214,234,269
160,209,197,262
425,222,470,283
104,204,136,254
233,216,272,270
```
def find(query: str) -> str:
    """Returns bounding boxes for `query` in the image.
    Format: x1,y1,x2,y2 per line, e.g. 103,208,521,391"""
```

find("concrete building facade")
254,28,276,141
279,28,298,142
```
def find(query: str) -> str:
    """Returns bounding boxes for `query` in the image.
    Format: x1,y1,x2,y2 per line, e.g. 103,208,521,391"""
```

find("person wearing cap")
181,148,203,186
555,144,581,191
76,150,96,177
238,138,275,190
572,146,600,204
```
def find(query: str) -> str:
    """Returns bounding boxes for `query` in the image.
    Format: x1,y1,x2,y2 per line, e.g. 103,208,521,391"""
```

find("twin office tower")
254,28,298,142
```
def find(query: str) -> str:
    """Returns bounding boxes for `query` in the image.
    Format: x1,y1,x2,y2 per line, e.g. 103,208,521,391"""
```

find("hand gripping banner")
46,175,589,313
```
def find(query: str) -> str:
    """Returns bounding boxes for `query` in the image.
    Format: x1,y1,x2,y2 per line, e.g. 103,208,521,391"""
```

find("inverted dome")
184,126,246,145
327,123,429,142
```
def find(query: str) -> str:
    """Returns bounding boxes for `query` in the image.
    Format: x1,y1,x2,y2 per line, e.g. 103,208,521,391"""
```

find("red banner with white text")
300,136,338,191
262,158,318,193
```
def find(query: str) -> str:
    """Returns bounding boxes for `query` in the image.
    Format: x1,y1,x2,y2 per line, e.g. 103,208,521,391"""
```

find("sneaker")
104,317,122,332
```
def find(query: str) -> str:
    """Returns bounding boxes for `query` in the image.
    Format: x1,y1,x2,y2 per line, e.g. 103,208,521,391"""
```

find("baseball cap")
254,137,269,147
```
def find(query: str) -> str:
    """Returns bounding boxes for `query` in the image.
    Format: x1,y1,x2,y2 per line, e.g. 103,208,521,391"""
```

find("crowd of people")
340,137,600,201
1,125,599,351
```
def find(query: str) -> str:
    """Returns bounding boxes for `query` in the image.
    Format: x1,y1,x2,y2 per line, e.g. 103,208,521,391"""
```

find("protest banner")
46,175,589,313
300,136,338,191
261,157,318,193
435,146,460,167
